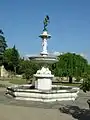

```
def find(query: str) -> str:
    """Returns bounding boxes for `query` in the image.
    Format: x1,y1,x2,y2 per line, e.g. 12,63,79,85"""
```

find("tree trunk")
69,76,72,83
14,66,16,75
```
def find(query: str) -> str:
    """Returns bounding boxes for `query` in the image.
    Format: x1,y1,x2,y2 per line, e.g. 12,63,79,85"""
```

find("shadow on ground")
59,105,90,120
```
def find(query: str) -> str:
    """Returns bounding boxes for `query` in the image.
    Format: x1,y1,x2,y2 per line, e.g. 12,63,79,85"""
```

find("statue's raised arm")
43,15,50,31
0,29,4,35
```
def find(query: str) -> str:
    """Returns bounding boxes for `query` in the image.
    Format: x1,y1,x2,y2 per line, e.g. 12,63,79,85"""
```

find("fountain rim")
28,55,58,63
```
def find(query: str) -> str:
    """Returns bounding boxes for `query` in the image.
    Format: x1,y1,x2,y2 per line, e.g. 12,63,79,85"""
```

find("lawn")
10,79,80,87
9,79,81,87
9,78,27,84
0,77,81,87
61,83,80,87
53,82,81,87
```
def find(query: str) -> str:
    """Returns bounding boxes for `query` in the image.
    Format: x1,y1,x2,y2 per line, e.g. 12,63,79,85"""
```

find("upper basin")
29,55,58,64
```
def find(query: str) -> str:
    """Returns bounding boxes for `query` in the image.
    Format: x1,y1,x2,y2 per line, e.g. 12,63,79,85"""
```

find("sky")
0,0,90,61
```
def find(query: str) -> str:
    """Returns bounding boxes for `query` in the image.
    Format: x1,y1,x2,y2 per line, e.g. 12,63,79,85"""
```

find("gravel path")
0,104,75,120
0,88,90,120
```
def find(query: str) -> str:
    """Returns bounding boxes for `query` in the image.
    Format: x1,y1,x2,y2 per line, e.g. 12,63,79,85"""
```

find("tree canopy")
3,45,20,73
0,34,7,54
52,53,88,82
17,59,39,79
0,31,7,65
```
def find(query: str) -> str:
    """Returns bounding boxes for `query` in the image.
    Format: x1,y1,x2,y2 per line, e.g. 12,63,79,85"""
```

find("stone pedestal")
34,67,54,91
38,78,51,90
34,75,54,91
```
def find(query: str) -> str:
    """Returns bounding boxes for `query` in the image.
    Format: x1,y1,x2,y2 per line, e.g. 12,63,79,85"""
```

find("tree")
11,45,19,74
80,73,90,92
79,64,90,108
3,48,13,71
0,30,7,65
87,64,90,75
24,68,35,80
52,53,88,83
3,45,20,74
0,30,7,54
17,59,39,80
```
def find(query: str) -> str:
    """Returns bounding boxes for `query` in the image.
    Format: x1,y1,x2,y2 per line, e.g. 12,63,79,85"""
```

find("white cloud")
53,51,61,56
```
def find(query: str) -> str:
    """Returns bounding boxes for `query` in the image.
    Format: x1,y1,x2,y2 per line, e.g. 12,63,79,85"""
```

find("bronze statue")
43,15,50,31
0,29,4,34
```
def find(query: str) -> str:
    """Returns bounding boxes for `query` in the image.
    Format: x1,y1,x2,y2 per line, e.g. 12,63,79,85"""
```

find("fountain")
6,16,79,102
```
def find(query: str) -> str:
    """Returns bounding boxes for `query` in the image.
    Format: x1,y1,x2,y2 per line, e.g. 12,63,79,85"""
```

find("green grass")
0,77,81,87
53,82,80,87
61,83,80,87
9,78,27,84
0,84,6,88
9,79,81,86
0,77,12,81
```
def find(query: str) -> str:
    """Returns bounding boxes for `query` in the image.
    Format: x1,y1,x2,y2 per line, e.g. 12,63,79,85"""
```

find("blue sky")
0,0,90,61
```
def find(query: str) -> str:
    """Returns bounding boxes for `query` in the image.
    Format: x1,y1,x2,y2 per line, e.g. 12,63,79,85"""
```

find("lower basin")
6,84,79,102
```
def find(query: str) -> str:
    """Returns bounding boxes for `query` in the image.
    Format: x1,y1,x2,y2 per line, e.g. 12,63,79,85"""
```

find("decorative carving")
36,67,51,75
